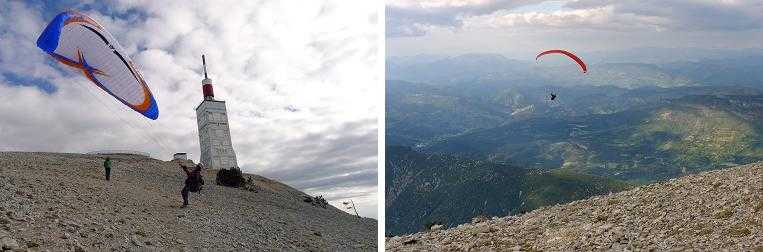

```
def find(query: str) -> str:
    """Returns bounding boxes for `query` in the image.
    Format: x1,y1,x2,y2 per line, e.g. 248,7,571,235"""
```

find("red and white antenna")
202,54,214,100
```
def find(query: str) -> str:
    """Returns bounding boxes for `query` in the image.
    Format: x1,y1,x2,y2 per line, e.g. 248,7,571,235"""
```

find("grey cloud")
318,189,376,202
250,118,377,189
386,0,546,37
388,0,763,38
289,168,377,191
565,0,763,31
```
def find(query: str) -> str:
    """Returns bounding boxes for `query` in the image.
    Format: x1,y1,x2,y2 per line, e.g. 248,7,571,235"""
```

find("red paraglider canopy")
536,49,587,73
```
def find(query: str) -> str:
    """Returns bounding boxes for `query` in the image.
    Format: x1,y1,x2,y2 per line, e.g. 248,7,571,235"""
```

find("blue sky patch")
2,72,58,94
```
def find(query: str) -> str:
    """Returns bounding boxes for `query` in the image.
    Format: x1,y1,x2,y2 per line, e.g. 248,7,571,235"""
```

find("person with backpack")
103,157,112,181
180,163,205,207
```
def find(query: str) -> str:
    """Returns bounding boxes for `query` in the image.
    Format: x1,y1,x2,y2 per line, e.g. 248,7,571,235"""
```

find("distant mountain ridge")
388,51,763,88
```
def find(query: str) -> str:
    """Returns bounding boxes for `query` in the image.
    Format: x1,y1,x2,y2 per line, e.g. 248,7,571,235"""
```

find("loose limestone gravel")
386,162,763,251
0,152,376,251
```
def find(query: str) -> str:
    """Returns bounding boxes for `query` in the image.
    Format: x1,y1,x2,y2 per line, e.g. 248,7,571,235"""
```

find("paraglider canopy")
36,10,159,120
536,49,587,74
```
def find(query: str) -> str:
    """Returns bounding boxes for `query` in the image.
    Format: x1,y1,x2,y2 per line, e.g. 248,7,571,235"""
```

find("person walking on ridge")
103,157,112,181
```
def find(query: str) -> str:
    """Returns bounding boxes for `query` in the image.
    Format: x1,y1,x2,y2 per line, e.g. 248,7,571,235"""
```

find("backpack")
188,172,205,193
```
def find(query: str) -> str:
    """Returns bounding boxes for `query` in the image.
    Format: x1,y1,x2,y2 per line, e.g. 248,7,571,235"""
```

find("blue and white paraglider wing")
36,10,159,120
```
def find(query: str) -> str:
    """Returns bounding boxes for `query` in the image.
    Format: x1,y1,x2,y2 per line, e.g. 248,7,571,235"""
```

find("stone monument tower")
195,55,238,169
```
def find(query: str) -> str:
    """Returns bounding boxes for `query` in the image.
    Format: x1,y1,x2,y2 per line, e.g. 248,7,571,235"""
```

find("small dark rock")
25,241,39,248
402,239,418,245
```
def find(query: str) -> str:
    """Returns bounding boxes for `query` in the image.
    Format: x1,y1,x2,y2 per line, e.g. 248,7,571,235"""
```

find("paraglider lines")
68,76,172,156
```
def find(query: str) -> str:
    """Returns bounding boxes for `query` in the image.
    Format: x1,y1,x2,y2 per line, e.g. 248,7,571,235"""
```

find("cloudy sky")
0,0,379,217
387,0,763,58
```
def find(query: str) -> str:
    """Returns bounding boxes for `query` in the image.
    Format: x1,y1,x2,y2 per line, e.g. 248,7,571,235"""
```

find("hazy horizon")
387,1,763,59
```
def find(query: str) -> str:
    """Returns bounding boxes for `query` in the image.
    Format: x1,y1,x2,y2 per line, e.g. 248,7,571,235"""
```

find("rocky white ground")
0,152,376,251
387,162,763,251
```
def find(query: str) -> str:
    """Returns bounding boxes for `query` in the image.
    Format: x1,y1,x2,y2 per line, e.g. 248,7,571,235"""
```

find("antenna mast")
202,54,208,79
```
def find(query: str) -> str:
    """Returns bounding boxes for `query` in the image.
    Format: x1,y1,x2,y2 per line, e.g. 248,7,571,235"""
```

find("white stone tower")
195,55,238,169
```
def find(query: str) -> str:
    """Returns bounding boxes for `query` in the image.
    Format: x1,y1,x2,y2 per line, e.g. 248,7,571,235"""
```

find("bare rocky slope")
387,162,763,251
0,152,376,251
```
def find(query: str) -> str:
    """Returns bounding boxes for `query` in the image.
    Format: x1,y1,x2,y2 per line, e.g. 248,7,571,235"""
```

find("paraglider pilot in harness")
180,163,205,207
550,93,557,101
